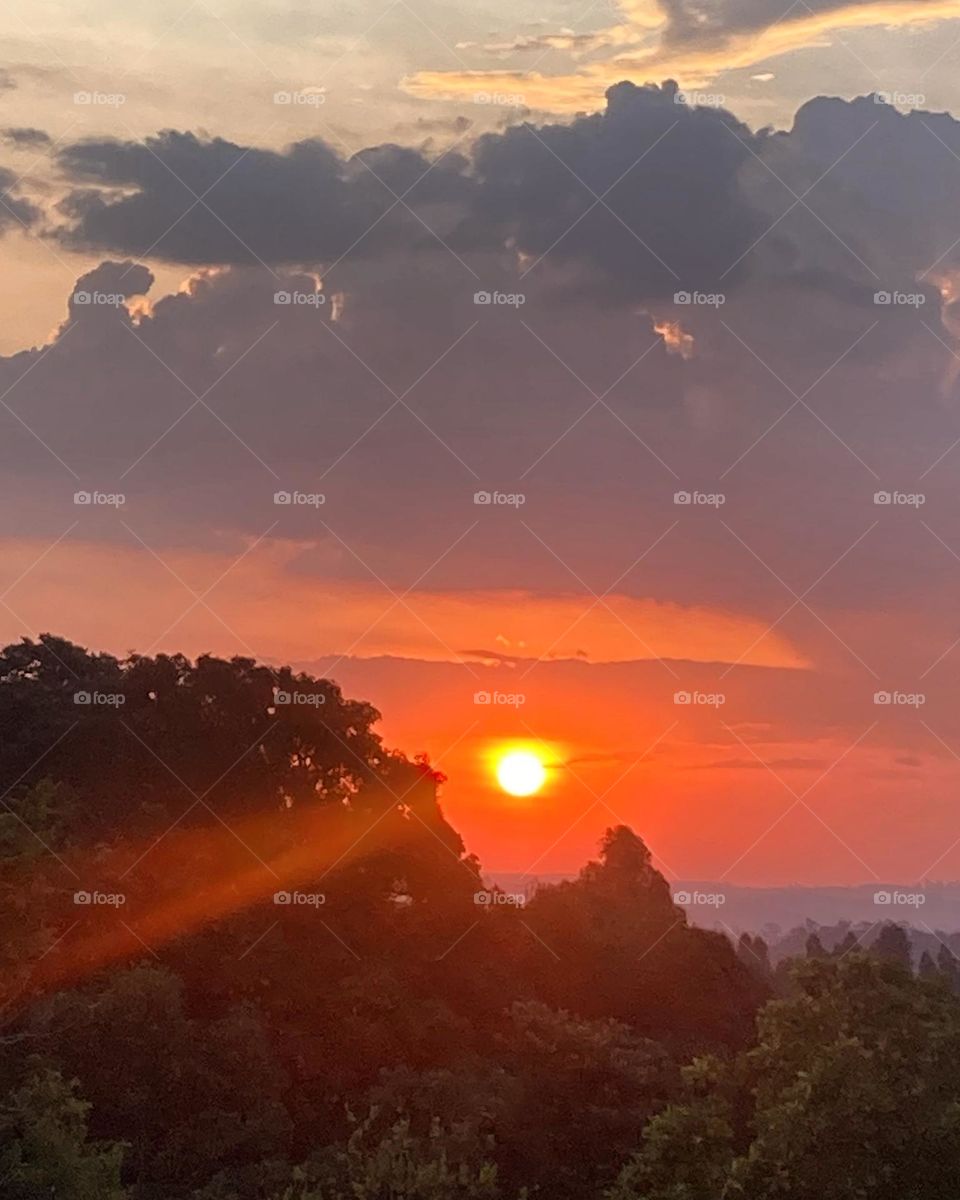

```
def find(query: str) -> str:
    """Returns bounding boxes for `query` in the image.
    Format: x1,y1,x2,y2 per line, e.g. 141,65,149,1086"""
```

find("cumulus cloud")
42,84,960,309
53,129,470,267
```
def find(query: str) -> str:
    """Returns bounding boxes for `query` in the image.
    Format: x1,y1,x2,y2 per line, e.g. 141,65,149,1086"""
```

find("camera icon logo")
273,890,292,904
73,890,92,904
674,291,691,304
874,290,892,305
73,691,92,705
274,291,292,305
874,491,891,505
673,690,692,704
473,291,492,305
673,491,691,505
273,491,292,505
874,890,891,904
273,91,292,104
474,491,492,505
473,690,491,704
73,291,91,305
874,691,892,705
673,891,691,904
273,690,292,705
74,491,92,505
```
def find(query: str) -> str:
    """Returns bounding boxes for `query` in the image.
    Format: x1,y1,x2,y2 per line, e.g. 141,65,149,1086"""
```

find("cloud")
44,84,773,302
5,89,960,751
0,534,806,669
0,164,39,232
53,129,470,267
45,84,960,308
404,0,960,109
1,127,51,148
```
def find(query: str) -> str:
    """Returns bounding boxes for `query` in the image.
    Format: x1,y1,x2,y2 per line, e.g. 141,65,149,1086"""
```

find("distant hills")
488,874,960,944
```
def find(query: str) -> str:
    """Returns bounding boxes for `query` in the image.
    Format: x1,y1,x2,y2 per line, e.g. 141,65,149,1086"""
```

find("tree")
294,1113,503,1200
607,1058,737,1200
938,943,960,992
0,1068,127,1200
730,954,960,1199
804,932,826,959
521,827,766,1050
0,635,430,836
370,1000,676,1200
25,964,291,1198
872,923,911,969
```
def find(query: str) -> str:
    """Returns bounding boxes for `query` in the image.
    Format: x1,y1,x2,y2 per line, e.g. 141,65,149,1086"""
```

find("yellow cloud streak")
404,0,960,110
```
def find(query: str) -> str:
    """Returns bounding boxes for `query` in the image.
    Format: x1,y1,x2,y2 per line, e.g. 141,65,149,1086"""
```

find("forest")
2,634,959,1199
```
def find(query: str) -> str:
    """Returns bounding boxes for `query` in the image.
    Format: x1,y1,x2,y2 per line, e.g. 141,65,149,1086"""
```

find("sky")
3,0,960,885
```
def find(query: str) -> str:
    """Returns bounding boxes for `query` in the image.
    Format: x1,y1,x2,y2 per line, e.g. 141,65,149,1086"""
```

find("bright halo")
496,750,546,797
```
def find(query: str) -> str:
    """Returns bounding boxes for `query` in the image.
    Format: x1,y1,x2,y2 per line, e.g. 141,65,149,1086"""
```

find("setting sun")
496,750,547,797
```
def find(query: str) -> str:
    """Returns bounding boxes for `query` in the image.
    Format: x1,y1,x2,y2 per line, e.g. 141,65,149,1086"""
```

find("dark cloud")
54,129,469,267
1,127,50,148
658,0,915,45
0,165,39,231
464,80,765,299
48,83,960,305
50,84,767,299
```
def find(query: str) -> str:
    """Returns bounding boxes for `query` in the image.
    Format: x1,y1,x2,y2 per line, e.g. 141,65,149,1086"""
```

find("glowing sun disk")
496,750,546,797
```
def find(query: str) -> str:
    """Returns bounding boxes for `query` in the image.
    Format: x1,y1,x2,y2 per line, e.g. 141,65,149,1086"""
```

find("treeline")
1,636,959,1199
741,918,960,987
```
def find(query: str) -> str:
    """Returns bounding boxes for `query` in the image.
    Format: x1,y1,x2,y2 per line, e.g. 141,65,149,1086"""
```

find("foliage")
0,1068,127,1200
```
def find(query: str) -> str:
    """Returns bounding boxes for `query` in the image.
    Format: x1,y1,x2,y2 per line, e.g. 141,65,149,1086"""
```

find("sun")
496,749,547,797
